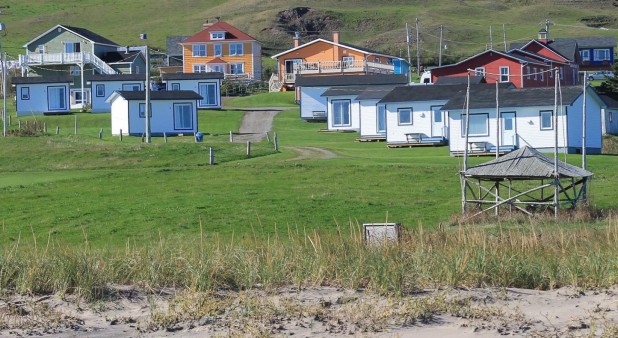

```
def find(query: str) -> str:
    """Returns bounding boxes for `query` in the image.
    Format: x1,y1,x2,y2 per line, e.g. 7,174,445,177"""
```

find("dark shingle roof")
442,86,584,110
62,25,119,46
599,94,618,108
434,76,485,85
85,74,147,82
356,85,401,100
161,72,224,81
321,84,398,98
571,36,616,48
167,36,189,56
12,76,73,85
114,90,202,100
547,39,578,61
464,146,592,179
295,74,408,87
379,84,471,103
100,51,141,63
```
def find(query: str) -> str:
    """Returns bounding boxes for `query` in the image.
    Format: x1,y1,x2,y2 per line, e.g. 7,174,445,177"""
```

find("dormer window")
211,31,225,40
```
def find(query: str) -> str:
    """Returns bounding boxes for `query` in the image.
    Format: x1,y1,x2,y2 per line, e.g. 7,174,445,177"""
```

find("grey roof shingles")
12,76,73,84
321,84,398,98
101,51,141,63
295,74,408,87
571,36,616,48
434,76,485,85
161,72,224,81
85,74,147,82
379,84,468,103
464,146,593,179
62,25,120,46
114,90,202,100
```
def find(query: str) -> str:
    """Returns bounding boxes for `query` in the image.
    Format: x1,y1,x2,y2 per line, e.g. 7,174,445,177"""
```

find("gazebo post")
495,181,500,216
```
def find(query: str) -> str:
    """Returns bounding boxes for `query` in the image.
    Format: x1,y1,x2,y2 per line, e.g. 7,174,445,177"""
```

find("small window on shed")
21,87,30,100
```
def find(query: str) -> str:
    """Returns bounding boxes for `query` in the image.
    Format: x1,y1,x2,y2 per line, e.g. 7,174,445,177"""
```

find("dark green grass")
225,92,296,108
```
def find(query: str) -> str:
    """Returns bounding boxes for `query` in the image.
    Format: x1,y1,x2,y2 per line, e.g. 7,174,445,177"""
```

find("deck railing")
19,52,117,74
282,60,396,83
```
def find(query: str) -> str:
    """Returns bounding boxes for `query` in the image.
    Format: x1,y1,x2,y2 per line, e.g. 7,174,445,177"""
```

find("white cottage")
444,85,604,155
13,76,72,116
86,74,145,113
107,90,202,136
599,94,618,135
295,74,408,121
357,86,400,140
161,72,224,109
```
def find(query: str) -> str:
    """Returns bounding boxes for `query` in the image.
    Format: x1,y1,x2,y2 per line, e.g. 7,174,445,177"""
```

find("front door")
431,106,444,137
377,105,386,134
501,112,516,146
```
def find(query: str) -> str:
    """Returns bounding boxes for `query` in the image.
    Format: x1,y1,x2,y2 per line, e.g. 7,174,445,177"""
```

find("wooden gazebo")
460,146,593,217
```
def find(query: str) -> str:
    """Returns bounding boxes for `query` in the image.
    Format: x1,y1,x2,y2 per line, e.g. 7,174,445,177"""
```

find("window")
192,44,206,56
229,63,244,75
229,43,243,56
74,91,86,105
500,66,509,82
210,32,225,40
214,44,222,56
342,56,354,68
96,84,105,97
171,83,180,91
609,111,613,123
21,87,30,100
38,44,45,54
461,114,489,137
174,103,193,130
47,86,66,110
198,82,217,107
332,100,351,126
533,67,537,80
433,107,442,123
64,42,80,53
398,108,412,125
193,64,207,73
540,70,544,81
475,67,485,77
139,103,152,118
580,50,590,61
209,64,224,73
122,83,141,91
69,66,80,76
377,105,386,133
593,49,610,61
540,110,553,130
559,67,564,80
526,66,531,80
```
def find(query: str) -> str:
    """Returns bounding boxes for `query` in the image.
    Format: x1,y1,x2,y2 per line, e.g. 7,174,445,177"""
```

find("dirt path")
233,110,279,143
286,146,339,160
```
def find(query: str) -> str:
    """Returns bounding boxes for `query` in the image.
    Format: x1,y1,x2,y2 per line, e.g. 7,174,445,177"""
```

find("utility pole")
415,18,421,75
405,23,412,82
489,25,493,50
439,25,443,67
502,24,507,52
140,34,151,143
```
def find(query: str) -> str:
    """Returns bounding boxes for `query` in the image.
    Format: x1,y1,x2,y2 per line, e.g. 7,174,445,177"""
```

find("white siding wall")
16,83,70,116
326,95,360,131
448,106,568,153
566,93,603,151
91,81,143,113
110,98,129,135
127,100,198,135
385,100,447,143
359,99,382,137
299,87,328,120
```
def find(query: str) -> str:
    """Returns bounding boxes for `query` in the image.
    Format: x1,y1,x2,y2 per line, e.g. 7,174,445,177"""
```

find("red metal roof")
181,21,257,44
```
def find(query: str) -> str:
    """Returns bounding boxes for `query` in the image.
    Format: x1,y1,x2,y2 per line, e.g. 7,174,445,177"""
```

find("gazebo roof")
464,146,593,180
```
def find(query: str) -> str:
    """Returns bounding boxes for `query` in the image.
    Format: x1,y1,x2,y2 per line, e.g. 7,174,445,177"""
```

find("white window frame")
174,103,194,130
192,44,206,57
580,49,590,62
122,83,141,91
69,66,80,76
342,56,355,68
526,66,531,80
500,66,509,82
559,67,564,80
332,100,351,127
21,87,30,100
475,67,485,77
533,67,538,80
139,103,152,118
593,49,610,61
38,44,45,54
95,84,105,97
461,113,489,137
214,44,222,56
377,105,386,133
540,69,544,81
47,86,67,111
193,64,207,73
198,82,218,107
229,43,243,56
171,83,181,91
64,42,80,53
229,63,244,75
398,108,413,126
540,110,553,130
210,32,225,40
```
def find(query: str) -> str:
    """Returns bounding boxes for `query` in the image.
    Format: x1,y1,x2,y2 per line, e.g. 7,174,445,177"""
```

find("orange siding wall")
183,42,256,74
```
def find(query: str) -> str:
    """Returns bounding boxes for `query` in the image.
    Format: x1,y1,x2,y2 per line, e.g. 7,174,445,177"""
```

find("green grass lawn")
1,106,617,249
225,92,296,108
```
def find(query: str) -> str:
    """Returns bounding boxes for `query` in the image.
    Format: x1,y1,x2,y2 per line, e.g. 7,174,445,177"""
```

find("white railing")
224,73,253,81
19,52,117,74
282,60,396,83
269,73,283,92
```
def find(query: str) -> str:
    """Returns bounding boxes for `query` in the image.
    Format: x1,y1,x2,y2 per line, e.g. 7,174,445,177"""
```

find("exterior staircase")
268,73,283,92
18,52,118,75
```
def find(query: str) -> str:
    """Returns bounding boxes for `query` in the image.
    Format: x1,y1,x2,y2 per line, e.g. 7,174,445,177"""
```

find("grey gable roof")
62,25,120,46
546,39,578,62
571,36,616,48
85,74,147,82
321,84,397,98
101,51,142,64
599,94,618,109
442,86,584,111
356,85,401,100
379,84,474,104
434,76,485,85
115,90,202,100
167,36,189,56
161,72,224,81
295,74,408,87
12,76,73,85
464,146,592,179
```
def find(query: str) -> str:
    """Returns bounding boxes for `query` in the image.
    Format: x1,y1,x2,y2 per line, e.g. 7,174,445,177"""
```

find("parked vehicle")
588,71,615,81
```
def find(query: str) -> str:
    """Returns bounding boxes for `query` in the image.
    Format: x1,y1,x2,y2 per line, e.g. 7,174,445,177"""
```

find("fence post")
209,147,215,165
25,120,28,128
119,129,123,141
74,114,77,135
7,115,10,126
18,120,21,129
44,122,47,134
229,130,233,142
194,132,197,143
99,128,103,139
164,132,167,143
56,126,59,135
246,141,251,158
265,132,270,143
274,132,279,151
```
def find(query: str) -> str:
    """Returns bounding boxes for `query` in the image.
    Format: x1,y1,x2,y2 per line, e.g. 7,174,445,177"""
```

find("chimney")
203,19,213,30
293,32,300,48
333,31,340,44
537,28,549,44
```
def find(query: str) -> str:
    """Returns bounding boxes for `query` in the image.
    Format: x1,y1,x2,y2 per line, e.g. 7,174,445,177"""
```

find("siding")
15,83,70,115
182,42,258,76
385,100,449,143
325,95,360,131
300,87,328,120
359,99,382,137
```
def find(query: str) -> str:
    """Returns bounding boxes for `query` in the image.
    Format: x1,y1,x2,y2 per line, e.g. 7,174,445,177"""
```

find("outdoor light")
140,33,151,143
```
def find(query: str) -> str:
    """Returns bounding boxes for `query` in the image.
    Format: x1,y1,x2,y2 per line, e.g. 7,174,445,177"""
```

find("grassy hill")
1,0,617,67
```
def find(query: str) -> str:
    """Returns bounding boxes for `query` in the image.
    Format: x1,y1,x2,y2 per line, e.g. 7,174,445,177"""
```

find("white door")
431,106,444,137
501,112,516,146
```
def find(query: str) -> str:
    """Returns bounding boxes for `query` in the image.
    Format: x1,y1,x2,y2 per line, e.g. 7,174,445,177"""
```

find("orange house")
181,21,262,80
270,32,408,91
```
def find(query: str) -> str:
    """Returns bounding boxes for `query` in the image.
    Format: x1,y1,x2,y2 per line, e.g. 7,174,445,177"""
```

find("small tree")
597,62,618,98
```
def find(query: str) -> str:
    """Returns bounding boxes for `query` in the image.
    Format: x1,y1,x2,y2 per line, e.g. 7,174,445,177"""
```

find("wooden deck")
357,136,386,142
387,141,447,148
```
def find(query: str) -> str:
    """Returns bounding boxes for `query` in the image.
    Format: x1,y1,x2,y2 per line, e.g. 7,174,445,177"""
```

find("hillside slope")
1,0,617,67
